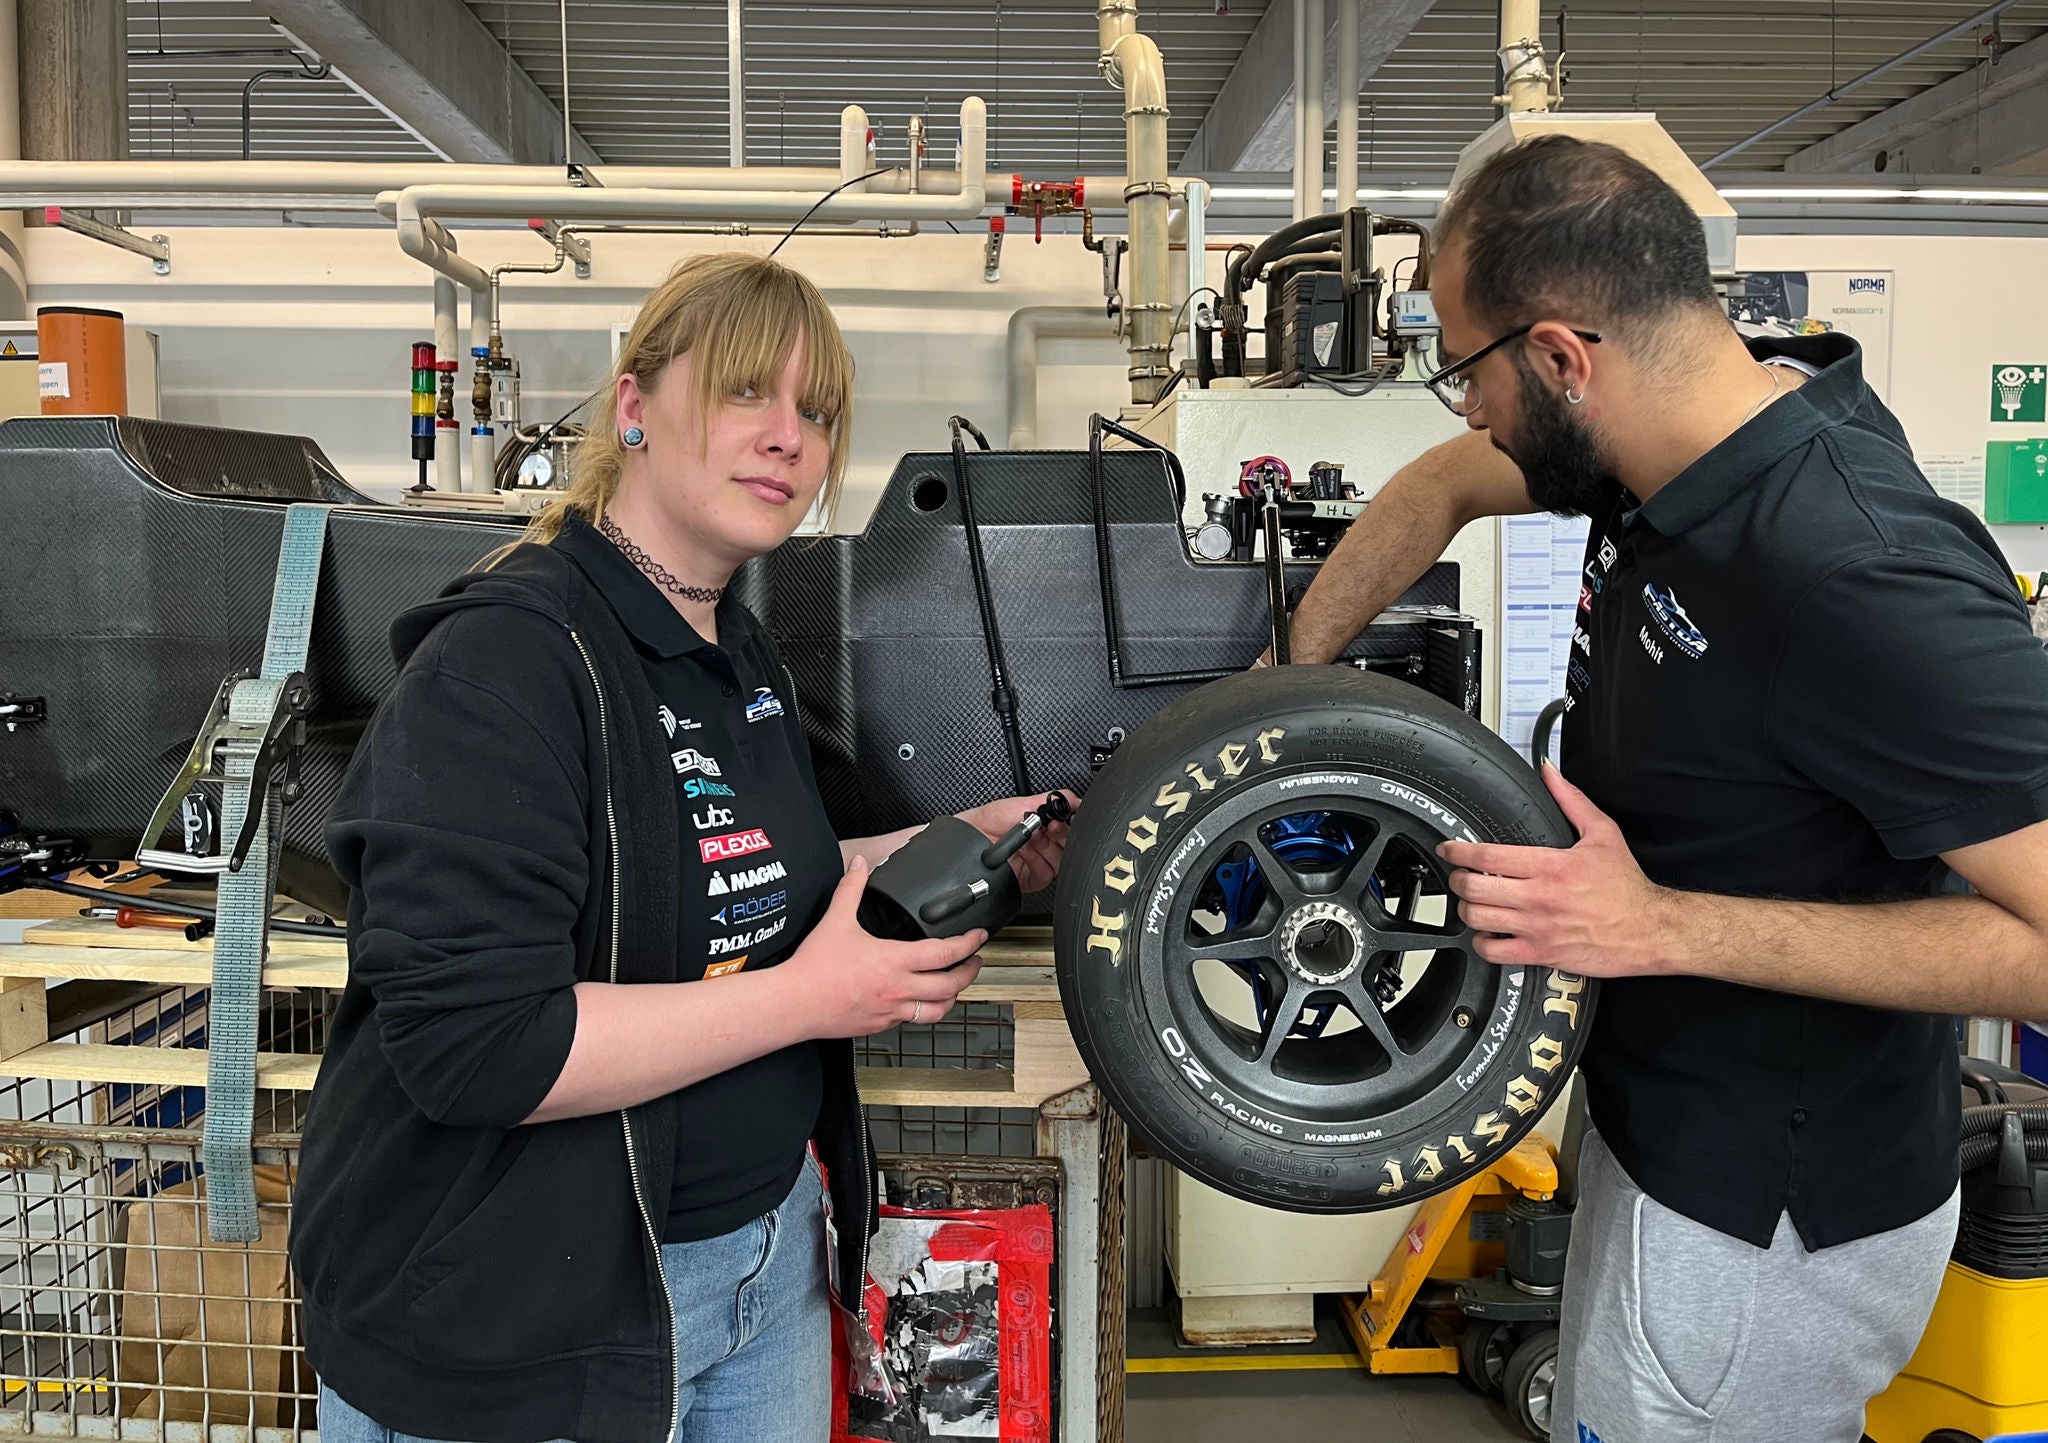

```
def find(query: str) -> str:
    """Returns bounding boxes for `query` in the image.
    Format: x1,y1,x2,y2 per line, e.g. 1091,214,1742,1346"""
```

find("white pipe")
1498,0,1551,113
0,0,24,322
1007,306,1117,448
728,0,746,167
433,275,462,493
1301,0,1325,219
469,287,493,493
1111,31,1173,405
1097,0,1138,71
1335,0,1359,211
839,106,871,190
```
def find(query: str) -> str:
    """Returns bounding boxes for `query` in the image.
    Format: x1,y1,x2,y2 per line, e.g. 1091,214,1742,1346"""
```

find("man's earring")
1565,384,1586,406
622,426,645,447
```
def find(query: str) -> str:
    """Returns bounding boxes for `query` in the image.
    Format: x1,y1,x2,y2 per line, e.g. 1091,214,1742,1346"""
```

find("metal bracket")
0,695,46,732
135,670,309,876
44,207,170,274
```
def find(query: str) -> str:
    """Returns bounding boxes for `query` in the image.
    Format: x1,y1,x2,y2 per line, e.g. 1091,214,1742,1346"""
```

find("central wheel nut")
1281,901,1367,986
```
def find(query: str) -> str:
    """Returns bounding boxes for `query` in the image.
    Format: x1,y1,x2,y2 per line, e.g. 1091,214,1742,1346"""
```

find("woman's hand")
957,791,1080,893
781,857,987,1037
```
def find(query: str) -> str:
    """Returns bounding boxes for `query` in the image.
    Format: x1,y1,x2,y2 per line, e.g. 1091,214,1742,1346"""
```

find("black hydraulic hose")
1374,216,1433,287
947,416,1032,796
30,876,346,937
1962,1102,2048,1137
1961,1130,2048,1173
1227,213,1345,302
1088,414,1234,690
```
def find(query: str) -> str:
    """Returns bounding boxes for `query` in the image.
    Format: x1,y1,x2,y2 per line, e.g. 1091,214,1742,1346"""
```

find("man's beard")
1495,350,1622,517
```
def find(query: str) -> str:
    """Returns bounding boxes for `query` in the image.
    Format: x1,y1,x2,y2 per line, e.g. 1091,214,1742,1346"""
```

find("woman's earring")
1565,384,1586,406
622,426,646,447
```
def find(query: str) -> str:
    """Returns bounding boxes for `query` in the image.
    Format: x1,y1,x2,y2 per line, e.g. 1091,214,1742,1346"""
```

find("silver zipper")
570,628,682,1443
850,1049,875,1331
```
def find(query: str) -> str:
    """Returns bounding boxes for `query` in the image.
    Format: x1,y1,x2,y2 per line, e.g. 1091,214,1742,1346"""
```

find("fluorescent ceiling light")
1716,185,2048,204
1205,186,1293,201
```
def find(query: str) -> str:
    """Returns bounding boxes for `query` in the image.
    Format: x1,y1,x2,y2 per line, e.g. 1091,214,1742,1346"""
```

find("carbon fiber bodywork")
738,448,1472,838
0,422,1472,913
0,417,522,915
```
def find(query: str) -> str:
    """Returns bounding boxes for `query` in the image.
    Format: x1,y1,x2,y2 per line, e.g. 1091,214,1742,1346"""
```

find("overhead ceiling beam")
264,0,600,165
1783,28,2048,174
1180,0,1439,173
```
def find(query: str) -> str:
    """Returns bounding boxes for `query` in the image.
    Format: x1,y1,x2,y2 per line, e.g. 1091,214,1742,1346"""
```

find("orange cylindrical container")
37,305,128,415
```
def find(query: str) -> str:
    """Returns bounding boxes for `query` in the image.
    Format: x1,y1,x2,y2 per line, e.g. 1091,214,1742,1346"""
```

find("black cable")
1088,414,1233,690
768,168,893,257
1169,286,1219,354
31,877,346,937
947,416,1032,795
1307,357,1404,398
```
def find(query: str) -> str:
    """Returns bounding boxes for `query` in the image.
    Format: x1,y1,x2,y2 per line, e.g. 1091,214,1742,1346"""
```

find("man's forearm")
1289,477,1466,663
1652,888,2048,1021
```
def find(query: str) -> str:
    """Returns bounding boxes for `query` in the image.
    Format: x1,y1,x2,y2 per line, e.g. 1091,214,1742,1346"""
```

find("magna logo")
705,860,787,896
700,829,771,863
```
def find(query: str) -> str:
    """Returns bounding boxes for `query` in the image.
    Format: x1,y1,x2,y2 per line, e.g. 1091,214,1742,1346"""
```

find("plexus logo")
699,829,771,863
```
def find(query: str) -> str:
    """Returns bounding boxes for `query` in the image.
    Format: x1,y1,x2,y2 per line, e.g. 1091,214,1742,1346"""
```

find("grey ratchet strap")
136,503,328,1242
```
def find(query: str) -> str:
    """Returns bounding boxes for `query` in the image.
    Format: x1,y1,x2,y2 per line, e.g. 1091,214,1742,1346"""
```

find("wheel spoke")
1248,835,1309,911
1337,827,1396,901
1368,927,1470,957
1337,972,1410,1062
1253,976,1305,1068
1168,924,1281,973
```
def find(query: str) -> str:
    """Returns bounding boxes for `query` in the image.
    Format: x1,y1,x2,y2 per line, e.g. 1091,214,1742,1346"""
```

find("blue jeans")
318,1152,831,1443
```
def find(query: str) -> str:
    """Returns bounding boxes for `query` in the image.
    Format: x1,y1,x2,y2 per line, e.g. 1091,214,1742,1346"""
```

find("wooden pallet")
0,920,1088,1106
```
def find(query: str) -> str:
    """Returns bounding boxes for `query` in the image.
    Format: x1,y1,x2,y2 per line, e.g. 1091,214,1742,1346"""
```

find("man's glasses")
1423,323,1603,416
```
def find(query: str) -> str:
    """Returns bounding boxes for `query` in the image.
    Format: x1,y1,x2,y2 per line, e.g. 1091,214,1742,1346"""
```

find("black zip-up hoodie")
292,540,873,1443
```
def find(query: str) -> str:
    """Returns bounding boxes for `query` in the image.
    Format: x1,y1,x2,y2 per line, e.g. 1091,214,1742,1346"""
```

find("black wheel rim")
1135,767,1515,1144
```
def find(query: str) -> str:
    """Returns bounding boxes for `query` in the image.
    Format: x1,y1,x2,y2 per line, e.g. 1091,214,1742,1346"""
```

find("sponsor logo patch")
705,957,747,978
700,829,771,863
691,805,735,831
705,860,788,895
658,706,702,736
1641,582,1709,659
684,777,735,799
744,687,785,724
709,915,787,955
671,748,723,777
713,890,788,926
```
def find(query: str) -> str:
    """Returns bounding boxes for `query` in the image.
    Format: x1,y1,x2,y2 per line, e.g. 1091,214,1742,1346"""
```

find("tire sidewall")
1056,669,1595,1213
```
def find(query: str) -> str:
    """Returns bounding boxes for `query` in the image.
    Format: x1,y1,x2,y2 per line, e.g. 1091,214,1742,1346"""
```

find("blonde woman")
292,253,1070,1443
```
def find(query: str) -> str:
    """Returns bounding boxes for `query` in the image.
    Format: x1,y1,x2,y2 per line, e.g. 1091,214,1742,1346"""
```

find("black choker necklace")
597,514,725,604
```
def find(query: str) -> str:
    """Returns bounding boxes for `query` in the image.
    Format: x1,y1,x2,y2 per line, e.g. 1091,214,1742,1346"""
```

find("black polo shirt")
555,514,842,1243
1561,333,2048,1251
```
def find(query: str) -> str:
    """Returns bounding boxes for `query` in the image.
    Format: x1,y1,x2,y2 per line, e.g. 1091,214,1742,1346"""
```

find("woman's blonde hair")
501,251,853,555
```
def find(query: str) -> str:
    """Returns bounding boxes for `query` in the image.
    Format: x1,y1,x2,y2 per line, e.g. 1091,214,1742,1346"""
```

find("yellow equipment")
1865,1060,2048,1443
1339,1134,1571,1440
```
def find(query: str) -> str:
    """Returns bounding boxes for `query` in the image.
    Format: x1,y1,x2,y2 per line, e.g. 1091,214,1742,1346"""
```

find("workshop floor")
1124,1305,1529,1443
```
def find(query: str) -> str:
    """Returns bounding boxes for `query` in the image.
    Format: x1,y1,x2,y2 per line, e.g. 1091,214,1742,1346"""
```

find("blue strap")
204,504,328,1243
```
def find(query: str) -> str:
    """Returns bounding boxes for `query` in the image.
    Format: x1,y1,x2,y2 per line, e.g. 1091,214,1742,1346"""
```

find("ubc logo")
1848,276,1885,294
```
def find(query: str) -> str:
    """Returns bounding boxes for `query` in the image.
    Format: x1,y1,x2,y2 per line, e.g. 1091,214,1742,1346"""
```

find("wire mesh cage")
0,984,324,1439
855,1000,1041,1158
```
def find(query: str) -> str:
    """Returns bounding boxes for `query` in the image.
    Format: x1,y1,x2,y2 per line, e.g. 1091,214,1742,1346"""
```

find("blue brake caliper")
1217,813,1369,1042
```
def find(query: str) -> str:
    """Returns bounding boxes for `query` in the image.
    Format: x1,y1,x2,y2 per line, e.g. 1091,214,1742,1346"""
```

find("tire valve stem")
1454,1007,1475,1029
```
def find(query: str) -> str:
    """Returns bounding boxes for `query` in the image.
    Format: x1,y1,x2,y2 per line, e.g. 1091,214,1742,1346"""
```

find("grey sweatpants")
1553,1129,1958,1443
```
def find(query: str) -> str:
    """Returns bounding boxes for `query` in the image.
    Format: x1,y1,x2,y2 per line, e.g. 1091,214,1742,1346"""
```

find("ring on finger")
911,1000,923,1025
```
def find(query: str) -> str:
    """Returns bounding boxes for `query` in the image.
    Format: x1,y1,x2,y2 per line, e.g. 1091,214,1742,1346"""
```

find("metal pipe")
1705,0,2024,166
1335,0,1359,211
1182,179,1208,369
1008,306,1118,448
1301,0,1324,217
0,0,25,322
433,275,462,493
1291,0,1308,221
558,0,573,167
728,0,746,166
241,61,330,161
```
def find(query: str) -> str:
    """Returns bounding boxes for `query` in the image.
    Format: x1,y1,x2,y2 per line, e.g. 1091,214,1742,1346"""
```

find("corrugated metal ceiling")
123,0,2048,173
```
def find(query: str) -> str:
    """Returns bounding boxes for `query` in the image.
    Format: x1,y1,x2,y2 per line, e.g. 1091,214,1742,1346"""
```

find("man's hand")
1440,764,1677,976
958,791,1080,893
